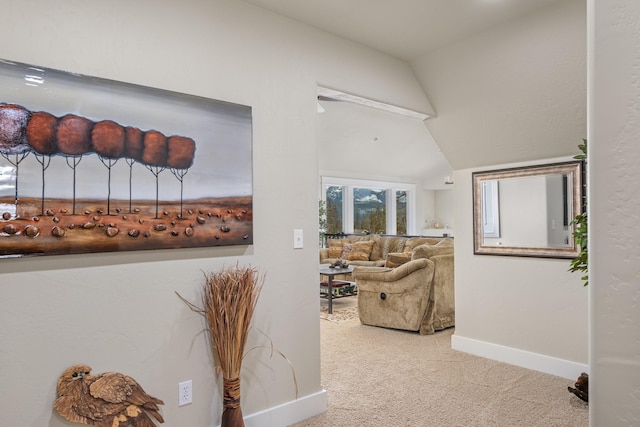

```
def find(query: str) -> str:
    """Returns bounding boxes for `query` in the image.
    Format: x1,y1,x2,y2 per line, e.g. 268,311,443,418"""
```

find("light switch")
293,229,303,249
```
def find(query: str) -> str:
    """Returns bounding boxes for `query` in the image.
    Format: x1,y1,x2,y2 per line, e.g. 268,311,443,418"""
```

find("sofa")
320,234,454,335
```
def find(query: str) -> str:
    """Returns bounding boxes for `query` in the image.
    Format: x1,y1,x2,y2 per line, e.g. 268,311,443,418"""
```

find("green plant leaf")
569,139,588,286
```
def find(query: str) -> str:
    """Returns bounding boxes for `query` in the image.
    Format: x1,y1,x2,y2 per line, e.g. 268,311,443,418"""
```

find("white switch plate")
293,229,303,249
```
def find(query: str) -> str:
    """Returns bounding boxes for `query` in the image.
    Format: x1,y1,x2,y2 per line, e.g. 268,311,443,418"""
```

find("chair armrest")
353,258,431,282
351,266,393,274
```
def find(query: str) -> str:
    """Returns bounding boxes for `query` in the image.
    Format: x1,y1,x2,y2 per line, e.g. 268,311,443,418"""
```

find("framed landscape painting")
0,59,252,258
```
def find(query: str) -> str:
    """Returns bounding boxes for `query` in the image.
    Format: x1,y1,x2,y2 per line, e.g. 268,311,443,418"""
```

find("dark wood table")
319,264,355,314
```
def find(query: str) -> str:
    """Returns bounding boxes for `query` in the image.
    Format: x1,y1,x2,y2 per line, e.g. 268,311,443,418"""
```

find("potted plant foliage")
569,139,588,287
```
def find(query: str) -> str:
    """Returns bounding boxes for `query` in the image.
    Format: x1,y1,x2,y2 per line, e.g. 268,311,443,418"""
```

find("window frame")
321,176,416,235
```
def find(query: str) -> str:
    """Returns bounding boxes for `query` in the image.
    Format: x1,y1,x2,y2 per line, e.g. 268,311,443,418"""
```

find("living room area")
312,0,590,423
314,0,589,377
312,43,588,422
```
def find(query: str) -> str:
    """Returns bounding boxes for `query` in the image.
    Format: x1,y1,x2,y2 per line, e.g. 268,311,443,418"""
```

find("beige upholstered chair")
352,248,454,335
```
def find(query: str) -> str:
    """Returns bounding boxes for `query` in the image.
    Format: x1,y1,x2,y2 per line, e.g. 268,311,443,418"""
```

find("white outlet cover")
178,380,192,406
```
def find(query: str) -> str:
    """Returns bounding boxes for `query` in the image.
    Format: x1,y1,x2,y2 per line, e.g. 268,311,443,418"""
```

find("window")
322,177,415,235
325,185,343,233
396,190,407,235
354,187,386,233
482,180,500,238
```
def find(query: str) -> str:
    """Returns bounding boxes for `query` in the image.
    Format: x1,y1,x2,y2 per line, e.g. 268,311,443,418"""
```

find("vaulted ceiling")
244,0,587,170
243,0,566,60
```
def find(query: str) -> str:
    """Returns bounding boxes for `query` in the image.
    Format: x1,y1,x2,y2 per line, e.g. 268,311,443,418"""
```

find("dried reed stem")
202,265,264,381
201,265,263,427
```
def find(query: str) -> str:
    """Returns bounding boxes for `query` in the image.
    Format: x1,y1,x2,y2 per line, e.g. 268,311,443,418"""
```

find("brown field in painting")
0,196,252,257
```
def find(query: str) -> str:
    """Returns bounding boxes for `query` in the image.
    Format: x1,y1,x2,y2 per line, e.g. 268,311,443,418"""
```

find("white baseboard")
239,389,327,427
451,334,588,380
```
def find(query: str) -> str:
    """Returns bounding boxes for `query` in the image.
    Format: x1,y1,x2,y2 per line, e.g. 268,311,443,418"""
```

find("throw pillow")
327,239,344,258
340,242,353,259
347,240,375,261
385,252,412,268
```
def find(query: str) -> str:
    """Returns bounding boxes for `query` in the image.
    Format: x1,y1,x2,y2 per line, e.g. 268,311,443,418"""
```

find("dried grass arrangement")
178,265,262,427
177,264,296,427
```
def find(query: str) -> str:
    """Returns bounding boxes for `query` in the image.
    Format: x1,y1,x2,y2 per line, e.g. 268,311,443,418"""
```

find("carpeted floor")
319,302,359,323
293,300,588,427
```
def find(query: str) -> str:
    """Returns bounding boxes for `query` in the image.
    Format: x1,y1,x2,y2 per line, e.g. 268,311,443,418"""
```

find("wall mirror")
472,161,583,258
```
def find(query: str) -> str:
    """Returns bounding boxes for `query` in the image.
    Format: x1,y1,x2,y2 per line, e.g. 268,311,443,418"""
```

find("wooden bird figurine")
54,364,164,427
568,372,589,402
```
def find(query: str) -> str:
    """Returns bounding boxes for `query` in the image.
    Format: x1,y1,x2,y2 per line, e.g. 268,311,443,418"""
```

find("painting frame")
0,58,253,258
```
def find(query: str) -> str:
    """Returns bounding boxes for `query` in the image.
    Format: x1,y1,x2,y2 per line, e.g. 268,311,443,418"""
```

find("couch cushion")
403,237,434,252
348,240,375,261
435,237,454,247
411,243,453,260
385,252,412,268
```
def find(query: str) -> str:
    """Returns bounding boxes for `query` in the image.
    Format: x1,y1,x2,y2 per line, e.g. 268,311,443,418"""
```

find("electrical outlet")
178,380,192,406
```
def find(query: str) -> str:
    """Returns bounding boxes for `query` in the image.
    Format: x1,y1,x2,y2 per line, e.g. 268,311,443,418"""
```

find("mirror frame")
472,161,584,258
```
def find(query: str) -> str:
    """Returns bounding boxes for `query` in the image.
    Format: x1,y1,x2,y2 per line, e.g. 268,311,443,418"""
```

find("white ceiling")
317,97,452,188
243,0,565,60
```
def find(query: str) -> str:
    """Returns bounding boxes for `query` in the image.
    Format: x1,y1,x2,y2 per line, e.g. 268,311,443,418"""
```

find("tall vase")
221,377,244,427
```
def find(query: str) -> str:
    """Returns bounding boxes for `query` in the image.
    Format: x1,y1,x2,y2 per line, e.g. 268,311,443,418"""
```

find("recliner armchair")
352,246,454,335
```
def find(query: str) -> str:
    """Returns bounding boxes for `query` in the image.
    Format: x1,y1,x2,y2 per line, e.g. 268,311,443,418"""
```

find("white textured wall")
0,1,430,425
453,158,588,378
413,0,587,170
590,0,640,424
434,189,455,231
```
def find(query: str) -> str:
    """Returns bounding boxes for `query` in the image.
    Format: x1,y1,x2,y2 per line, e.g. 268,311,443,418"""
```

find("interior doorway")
316,86,455,238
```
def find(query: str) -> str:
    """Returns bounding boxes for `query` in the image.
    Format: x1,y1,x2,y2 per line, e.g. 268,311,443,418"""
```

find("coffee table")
319,264,356,314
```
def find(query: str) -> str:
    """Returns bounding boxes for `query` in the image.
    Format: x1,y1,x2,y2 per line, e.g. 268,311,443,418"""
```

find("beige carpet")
319,300,359,323
293,300,588,427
